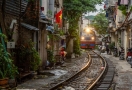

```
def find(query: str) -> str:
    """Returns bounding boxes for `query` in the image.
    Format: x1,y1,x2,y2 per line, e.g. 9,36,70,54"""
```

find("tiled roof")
40,12,47,20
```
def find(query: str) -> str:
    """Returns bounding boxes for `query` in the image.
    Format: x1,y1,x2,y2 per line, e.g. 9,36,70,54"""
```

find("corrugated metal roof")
40,12,51,21
40,12,53,25
46,25,54,33
40,12,47,19
21,23,39,31
0,0,28,17
39,19,49,24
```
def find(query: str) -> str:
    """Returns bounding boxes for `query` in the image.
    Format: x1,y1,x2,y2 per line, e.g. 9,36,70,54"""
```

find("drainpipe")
124,30,127,60
49,0,54,24
49,0,54,51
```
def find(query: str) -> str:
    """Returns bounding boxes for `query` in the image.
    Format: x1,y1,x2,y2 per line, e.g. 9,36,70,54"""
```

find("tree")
90,11,108,37
63,0,102,58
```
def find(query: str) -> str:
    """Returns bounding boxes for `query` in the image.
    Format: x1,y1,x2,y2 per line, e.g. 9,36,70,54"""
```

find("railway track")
40,50,115,90
88,52,115,90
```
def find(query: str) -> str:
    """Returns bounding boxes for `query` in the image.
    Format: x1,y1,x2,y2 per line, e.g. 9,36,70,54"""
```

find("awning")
46,25,54,33
39,19,49,24
21,23,39,31
39,12,53,25
40,12,51,21
40,12,47,20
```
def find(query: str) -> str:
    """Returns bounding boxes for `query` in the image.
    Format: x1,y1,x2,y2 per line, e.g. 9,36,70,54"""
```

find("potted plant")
18,40,41,73
47,50,56,68
0,33,18,86
109,42,115,55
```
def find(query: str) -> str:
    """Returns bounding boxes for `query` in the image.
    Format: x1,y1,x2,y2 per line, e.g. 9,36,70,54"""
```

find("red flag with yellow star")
55,10,62,27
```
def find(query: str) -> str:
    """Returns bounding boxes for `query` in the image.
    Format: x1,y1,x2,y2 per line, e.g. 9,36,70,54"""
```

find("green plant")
95,45,99,50
47,10,52,18
63,0,102,58
0,34,18,79
48,32,60,42
118,5,127,16
109,42,115,50
30,47,41,71
73,35,81,55
47,50,56,63
48,33,53,39
59,30,64,36
118,38,121,46
19,40,41,71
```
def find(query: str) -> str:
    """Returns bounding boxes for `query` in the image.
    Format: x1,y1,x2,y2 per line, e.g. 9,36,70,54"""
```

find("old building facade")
105,0,132,58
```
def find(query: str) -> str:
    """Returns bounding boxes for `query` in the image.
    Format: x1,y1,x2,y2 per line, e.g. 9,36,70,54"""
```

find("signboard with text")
7,42,15,48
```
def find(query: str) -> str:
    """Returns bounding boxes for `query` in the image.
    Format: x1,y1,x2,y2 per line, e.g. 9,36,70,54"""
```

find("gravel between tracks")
17,51,89,90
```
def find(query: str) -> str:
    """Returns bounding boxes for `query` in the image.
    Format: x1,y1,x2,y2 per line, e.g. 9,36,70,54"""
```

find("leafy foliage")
30,47,41,71
63,0,102,54
118,5,127,16
47,50,56,63
73,34,81,55
63,0,103,25
19,40,41,71
109,42,115,50
0,33,18,79
63,0,102,17
90,12,108,37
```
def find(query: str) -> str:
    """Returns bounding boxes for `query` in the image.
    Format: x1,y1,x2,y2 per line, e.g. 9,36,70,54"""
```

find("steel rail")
49,51,92,90
87,51,107,90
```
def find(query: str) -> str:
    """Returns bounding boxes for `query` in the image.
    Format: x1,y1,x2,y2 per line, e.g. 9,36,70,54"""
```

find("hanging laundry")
120,0,128,5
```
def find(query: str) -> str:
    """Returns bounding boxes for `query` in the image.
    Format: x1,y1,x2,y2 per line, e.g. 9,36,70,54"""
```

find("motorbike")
119,47,124,60
126,48,132,67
